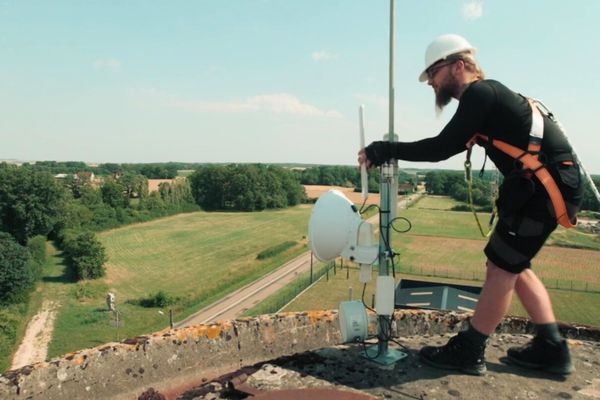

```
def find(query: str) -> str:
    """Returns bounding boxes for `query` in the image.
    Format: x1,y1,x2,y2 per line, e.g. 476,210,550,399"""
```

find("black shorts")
485,158,584,274
484,211,557,274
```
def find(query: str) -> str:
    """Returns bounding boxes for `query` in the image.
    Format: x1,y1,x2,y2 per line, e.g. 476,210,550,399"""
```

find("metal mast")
366,0,404,365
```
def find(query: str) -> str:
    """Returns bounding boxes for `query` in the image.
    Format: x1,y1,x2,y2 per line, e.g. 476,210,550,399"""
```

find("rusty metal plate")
252,387,377,400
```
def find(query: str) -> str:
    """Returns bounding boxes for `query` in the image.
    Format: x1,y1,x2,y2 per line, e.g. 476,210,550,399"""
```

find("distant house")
54,172,96,182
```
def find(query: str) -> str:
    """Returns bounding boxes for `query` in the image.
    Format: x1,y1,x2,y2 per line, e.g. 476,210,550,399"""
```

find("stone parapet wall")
1,309,598,399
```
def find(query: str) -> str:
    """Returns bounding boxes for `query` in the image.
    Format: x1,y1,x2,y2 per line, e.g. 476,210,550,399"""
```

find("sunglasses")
426,60,457,80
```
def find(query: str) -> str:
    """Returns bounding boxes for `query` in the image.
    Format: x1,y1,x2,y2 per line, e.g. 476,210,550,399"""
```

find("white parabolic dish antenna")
308,190,378,264
308,190,360,261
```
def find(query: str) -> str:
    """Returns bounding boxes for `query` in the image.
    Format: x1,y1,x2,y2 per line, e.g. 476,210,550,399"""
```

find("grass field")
282,195,600,326
404,196,600,250
45,206,313,358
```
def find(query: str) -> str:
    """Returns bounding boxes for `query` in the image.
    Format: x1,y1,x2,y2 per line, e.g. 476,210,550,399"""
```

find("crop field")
47,206,313,357
283,195,600,326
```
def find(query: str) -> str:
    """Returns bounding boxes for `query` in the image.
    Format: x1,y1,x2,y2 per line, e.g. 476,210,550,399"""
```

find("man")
358,34,583,376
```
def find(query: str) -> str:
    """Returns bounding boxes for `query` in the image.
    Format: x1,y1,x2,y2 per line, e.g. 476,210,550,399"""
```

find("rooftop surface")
180,333,600,400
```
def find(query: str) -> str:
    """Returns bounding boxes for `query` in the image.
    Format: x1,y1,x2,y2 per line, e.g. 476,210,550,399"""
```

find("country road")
174,252,314,327
176,192,421,327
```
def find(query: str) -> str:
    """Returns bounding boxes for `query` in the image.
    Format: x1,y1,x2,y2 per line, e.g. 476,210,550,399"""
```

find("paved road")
176,193,422,327
175,253,313,327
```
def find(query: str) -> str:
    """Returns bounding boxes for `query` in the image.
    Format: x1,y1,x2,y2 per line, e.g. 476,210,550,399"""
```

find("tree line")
24,161,196,179
424,169,600,213
424,170,494,209
297,165,417,194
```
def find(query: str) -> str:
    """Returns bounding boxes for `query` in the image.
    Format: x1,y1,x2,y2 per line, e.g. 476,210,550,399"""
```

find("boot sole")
420,354,486,376
506,355,574,375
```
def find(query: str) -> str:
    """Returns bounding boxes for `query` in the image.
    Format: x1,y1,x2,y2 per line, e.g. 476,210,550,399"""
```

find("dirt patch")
11,300,59,370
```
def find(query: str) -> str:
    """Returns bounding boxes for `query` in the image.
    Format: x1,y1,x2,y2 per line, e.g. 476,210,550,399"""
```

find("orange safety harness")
465,98,576,229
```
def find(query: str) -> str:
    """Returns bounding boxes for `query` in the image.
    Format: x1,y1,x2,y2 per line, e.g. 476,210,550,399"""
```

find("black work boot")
420,331,487,376
507,336,574,375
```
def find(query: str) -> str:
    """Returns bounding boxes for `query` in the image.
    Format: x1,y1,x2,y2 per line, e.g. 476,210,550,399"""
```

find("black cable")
390,216,412,233
359,203,380,216
356,179,414,357
358,194,369,214
361,283,376,313
361,338,382,360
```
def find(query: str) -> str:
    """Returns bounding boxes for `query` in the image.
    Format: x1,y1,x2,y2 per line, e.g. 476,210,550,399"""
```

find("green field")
46,206,313,358
282,195,600,326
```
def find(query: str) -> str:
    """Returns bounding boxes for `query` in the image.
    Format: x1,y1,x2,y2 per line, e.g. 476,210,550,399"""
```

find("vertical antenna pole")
363,0,406,365
388,0,395,142
378,0,399,279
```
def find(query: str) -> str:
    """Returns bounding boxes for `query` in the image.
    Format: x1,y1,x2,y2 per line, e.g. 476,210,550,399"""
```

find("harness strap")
467,133,576,228
527,98,544,159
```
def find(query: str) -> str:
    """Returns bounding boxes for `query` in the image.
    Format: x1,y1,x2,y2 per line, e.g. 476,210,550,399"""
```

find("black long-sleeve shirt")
368,79,574,176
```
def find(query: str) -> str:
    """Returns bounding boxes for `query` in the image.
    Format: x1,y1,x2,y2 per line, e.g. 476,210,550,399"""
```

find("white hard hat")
418,34,476,82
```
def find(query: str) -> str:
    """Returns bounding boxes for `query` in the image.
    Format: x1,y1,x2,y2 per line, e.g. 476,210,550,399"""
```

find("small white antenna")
359,105,369,200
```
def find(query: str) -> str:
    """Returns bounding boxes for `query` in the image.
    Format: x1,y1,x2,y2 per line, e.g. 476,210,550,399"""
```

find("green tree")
120,172,148,200
79,185,103,208
0,232,34,304
98,163,122,176
101,179,129,208
425,171,446,194
143,191,166,211
63,231,107,280
0,163,66,244
189,165,227,210
581,177,600,212
189,164,303,211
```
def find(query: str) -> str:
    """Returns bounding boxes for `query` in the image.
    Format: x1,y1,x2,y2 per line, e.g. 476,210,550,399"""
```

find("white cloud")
93,58,122,71
311,50,338,61
463,1,483,21
170,93,342,118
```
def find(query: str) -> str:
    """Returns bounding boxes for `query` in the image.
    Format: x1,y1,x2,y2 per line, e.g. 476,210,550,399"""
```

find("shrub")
0,308,20,370
451,204,471,212
0,233,34,305
129,291,178,308
63,230,107,280
71,281,109,301
256,241,296,260
27,235,47,280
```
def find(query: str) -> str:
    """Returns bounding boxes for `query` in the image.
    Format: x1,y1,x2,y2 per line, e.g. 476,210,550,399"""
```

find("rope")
464,150,495,237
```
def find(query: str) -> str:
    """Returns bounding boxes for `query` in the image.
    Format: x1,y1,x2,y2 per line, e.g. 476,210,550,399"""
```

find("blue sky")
1,1,599,173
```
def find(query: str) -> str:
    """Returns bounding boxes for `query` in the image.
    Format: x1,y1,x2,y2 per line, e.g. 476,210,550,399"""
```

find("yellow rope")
464,159,496,238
